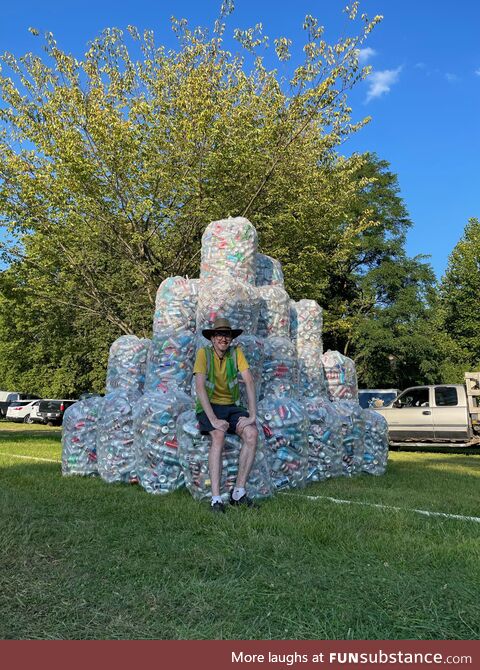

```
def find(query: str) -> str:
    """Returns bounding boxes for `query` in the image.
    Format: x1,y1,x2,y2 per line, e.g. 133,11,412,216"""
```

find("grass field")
0,426,479,640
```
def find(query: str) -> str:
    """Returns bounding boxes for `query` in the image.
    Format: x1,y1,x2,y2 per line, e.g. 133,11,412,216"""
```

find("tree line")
0,5,478,396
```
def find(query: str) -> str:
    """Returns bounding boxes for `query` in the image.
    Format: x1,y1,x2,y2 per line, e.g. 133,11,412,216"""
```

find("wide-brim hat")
202,317,243,340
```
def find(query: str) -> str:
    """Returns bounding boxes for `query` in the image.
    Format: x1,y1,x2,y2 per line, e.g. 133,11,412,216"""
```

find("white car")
6,399,43,423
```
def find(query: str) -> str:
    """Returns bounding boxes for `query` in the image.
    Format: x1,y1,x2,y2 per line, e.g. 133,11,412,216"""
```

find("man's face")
212,331,233,353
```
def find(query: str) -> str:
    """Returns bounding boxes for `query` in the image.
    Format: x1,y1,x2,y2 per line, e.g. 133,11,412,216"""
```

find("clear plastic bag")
256,286,290,339
200,217,258,286
153,276,199,334
133,390,193,494
322,350,359,402
96,389,142,484
61,396,104,476
292,299,323,352
145,328,195,394
297,343,328,398
333,400,365,476
301,395,343,481
258,397,309,490
236,335,265,405
105,335,150,394
363,409,389,475
260,336,298,400
196,277,260,336
177,410,273,501
255,253,284,287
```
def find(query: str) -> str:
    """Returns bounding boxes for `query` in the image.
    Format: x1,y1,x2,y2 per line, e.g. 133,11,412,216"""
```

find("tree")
0,3,386,394
437,217,480,379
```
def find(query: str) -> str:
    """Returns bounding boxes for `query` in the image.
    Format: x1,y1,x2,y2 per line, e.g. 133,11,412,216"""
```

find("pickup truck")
374,373,480,446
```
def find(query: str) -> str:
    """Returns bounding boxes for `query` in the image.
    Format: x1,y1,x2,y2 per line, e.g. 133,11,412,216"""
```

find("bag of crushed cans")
105,335,150,394
196,277,260,336
236,334,265,404
333,400,366,477
363,409,389,475
200,217,258,286
145,327,195,394
260,336,298,400
322,349,359,402
133,390,193,494
177,410,273,501
255,253,284,287
301,395,343,481
96,389,142,484
297,343,328,398
292,299,324,355
258,396,309,489
61,396,104,476
256,285,290,339
153,276,199,334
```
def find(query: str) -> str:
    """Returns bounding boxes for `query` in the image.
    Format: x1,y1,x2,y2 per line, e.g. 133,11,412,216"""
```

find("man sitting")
194,318,258,513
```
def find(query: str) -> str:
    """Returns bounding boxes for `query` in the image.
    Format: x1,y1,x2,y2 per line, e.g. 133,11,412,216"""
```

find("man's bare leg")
235,424,258,489
209,429,226,497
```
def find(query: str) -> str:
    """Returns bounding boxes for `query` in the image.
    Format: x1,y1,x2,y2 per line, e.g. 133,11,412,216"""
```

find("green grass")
1,427,479,640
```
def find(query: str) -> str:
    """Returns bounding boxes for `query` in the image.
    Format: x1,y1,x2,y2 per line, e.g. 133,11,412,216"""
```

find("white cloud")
445,72,459,83
366,66,402,102
357,47,377,64
414,62,427,69
475,68,480,76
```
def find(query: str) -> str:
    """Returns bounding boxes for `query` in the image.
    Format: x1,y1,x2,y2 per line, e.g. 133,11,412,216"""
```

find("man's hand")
236,415,256,433
211,418,229,432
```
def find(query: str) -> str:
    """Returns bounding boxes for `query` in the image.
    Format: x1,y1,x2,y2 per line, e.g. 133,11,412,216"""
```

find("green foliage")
436,218,480,380
0,5,388,395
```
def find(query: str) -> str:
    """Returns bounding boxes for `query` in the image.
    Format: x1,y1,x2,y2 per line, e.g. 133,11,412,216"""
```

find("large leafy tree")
0,4,388,394
437,218,480,380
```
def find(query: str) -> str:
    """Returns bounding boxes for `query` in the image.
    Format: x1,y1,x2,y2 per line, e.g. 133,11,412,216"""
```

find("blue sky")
1,0,479,279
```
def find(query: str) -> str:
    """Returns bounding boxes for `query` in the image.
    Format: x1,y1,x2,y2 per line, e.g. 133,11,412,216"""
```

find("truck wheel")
24,415,34,424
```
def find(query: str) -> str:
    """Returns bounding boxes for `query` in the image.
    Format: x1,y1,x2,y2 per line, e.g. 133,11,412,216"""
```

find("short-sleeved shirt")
193,346,249,405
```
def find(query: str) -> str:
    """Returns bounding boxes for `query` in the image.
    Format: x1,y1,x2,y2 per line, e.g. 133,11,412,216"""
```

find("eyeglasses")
214,332,232,340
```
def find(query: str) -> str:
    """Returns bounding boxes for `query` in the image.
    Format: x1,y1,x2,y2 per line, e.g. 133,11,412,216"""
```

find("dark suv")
34,399,77,426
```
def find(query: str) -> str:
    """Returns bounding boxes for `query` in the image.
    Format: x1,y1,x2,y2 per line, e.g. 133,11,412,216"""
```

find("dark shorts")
197,404,249,435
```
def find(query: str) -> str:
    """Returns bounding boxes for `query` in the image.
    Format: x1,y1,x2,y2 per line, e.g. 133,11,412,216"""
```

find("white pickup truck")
374,373,480,446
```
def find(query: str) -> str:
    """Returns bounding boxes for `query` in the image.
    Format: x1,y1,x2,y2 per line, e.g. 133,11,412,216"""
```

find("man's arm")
195,373,229,432
237,368,257,431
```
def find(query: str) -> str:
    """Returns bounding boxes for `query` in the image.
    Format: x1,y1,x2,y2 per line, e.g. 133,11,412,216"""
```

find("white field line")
0,451,60,464
281,493,480,524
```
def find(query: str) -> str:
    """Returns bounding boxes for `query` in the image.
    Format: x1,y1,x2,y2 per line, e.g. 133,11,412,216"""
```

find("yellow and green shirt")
193,346,249,405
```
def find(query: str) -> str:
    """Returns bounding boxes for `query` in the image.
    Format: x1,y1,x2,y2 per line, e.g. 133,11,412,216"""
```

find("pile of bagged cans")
260,336,298,400
105,335,150,394
334,400,366,477
177,410,273,501
145,328,195,394
256,286,290,338
62,216,388,499
200,217,258,285
96,389,142,484
134,390,193,494
258,397,309,489
302,396,343,482
256,253,285,287
322,349,359,402
153,276,198,334
62,396,104,476
363,409,389,475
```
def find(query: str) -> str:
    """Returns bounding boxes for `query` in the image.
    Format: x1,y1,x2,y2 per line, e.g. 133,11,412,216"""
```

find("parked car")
31,399,77,426
358,389,399,410
5,399,43,423
0,392,41,419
